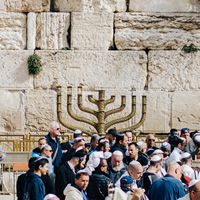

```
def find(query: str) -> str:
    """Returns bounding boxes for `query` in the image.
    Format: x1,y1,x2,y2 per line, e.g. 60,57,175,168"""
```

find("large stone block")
0,90,24,132
71,12,113,50
129,0,200,12
36,13,70,50
27,13,36,50
148,51,200,91
34,50,147,90
115,13,200,50
0,50,34,89
172,92,200,130
0,12,26,50
25,90,57,132
4,0,50,12
54,0,126,12
0,1,5,11
135,91,170,133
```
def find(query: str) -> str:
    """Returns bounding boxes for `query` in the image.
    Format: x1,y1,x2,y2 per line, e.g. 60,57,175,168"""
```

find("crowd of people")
16,121,200,200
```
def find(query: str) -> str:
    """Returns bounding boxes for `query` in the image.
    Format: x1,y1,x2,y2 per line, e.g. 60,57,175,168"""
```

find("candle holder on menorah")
57,86,147,136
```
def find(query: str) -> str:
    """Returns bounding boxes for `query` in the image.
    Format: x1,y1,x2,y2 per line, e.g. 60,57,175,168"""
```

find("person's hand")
107,183,114,197
0,151,2,157
131,188,145,200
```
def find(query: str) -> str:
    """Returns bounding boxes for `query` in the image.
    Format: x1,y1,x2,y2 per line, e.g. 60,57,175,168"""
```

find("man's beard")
112,162,123,172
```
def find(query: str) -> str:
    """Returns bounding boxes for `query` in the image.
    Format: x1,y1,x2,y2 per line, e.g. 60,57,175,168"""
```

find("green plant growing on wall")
27,54,42,75
182,43,199,53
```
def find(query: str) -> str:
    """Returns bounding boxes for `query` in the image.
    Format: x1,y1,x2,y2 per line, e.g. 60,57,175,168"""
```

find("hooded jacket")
23,172,45,200
63,184,84,200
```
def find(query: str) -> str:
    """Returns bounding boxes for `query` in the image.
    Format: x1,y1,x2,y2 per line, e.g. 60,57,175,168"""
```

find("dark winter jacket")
107,161,128,185
23,172,45,200
55,161,76,200
87,170,112,200
45,133,62,172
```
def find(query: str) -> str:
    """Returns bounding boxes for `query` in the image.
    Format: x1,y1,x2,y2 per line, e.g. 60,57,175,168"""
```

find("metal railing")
0,133,73,152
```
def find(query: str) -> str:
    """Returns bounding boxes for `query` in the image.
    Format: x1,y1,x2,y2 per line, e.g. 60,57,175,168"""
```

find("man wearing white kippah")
178,180,200,200
181,152,200,181
107,150,128,184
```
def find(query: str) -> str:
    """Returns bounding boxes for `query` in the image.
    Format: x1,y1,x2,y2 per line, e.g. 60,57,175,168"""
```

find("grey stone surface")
115,13,200,50
172,92,200,131
27,12,36,50
148,51,200,91
0,90,24,132
36,12,70,50
129,0,200,12
0,12,26,50
34,50,147,90
4,0,50,12
25,89,57,132
0,50,34,89
71,12,113,50
54,0,126,12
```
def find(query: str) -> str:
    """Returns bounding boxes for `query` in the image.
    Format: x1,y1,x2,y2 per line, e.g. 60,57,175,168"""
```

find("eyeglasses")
194,190,200,193
47,150,53,152
148,139,155,142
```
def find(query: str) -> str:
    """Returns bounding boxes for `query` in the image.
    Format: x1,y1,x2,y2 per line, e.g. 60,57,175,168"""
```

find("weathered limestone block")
36,13,70,50
172,92,200,130
71,12,113,50
129,0,200,12
5,0,50,12
27,13,36,50
115,13,200,50
0,50,34,89
34,50,147,90
54,0,126,12
0,0,5,11
0,12,26,50
25,90,57,132
148,51,200,91
0,90,24,132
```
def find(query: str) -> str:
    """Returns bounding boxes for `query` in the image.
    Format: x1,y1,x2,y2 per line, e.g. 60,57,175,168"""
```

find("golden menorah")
57,86,147,136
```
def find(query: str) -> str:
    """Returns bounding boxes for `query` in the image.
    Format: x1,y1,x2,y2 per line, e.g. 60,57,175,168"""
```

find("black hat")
107,129,117,137
73,150,85,158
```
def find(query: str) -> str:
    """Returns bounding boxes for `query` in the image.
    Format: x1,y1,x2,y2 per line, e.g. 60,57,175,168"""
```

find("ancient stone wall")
0,0,200,135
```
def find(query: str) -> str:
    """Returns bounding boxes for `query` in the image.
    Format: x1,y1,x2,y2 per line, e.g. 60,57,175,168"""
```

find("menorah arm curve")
105,96,136,130
78,95,98,118
67,100,97,129
105,96,126,119
57,111,92,136
88,95,98,105
105,96,115,106
118,96,147,132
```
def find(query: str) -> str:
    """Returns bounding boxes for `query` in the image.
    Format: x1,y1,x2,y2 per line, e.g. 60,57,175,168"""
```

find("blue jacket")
45,133,62,170
148,174,185,200
23,172,45,200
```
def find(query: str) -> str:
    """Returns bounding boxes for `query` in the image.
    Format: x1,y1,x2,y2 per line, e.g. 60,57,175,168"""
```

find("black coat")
55,162,75,200
87,170,112,200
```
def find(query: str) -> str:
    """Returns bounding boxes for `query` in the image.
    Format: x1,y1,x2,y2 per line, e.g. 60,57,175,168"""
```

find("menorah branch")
78,94,98,118
67,94,97,129
88,95,98,105
56,86,92,136
118,96,147,132
105,96,126,119
105,96,136,130
105,96,115,106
